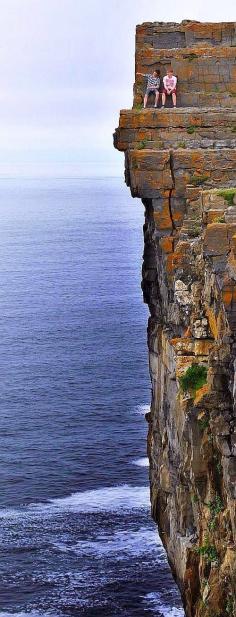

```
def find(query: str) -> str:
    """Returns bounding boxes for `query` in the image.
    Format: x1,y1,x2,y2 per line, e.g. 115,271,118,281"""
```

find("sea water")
0,178,184,616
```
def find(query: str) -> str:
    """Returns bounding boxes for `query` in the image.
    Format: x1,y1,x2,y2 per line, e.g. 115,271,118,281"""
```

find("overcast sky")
0,0,235,177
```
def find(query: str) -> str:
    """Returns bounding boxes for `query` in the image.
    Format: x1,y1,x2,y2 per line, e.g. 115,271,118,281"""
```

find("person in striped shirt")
137,69,161,108
162,68,177,108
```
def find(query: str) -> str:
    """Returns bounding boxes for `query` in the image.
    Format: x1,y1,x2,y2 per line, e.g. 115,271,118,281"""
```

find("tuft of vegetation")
226,596,236,616
207,432,214,445
190,174,209,186
187,125,197,134
231,125,236,132
196,540,218,563
208,495,224,516
198,416,210,431
137,139,148,149
215,215,225,223
192,494,199,504
206,495,224,531
208,519,217,531
201,578,209,589
134,103,143,111
185,53,198,61
179,363,207,396
177,141,186,148
217,188,236,206
188,225,201,238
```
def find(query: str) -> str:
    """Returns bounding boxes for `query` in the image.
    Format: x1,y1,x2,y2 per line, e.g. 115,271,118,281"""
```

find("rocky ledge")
114,20,236,617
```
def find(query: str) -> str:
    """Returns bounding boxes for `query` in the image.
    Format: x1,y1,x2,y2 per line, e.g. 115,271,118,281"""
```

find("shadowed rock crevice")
114,20,236,617
168,151,177,232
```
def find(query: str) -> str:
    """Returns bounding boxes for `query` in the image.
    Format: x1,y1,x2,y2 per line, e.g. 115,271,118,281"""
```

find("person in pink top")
162,68,177,108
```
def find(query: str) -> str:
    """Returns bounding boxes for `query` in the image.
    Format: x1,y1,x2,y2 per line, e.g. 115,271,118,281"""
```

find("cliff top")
132,20,236,109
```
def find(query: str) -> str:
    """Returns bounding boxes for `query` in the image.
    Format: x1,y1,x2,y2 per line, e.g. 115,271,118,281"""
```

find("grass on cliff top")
179,363,207,396
217,188,236,206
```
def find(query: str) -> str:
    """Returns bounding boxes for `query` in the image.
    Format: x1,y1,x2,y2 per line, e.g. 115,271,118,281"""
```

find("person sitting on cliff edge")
162,68,177,108
137,69,161,108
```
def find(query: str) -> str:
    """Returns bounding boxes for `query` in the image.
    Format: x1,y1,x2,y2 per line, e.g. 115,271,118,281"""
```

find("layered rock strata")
134,21,236,109
114,21,236,617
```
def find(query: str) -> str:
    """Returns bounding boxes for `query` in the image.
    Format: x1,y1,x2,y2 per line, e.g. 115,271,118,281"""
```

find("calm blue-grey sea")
0,177,184,617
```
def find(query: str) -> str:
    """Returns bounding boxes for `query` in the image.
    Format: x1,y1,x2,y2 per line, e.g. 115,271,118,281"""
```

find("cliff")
114,21,236,617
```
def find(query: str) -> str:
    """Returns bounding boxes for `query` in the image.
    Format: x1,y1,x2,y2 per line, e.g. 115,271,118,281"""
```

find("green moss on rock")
217,188,236,206
187,125,197,134
180,363,207,395
196,541,218,563
137,139,148,149
190,174,209,186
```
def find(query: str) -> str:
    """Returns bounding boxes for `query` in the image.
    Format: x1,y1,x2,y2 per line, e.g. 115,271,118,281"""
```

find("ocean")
0,177,184,616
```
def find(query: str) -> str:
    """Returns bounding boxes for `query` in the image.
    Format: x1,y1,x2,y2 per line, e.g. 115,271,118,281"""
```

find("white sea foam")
132,457,149,467
0,613,59,617
143,592,185,616
54,526,162,558
0,484,150,520
46,484,149,513
135,403,150,415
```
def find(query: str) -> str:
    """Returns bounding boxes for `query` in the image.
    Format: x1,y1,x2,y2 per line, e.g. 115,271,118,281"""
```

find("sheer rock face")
114,21,236,617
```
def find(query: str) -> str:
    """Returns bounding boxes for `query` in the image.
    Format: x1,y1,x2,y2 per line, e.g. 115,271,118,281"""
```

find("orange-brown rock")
114,20,236,617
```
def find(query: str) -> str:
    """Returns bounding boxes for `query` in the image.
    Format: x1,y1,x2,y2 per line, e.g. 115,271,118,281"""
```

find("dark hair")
154,69,160,75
